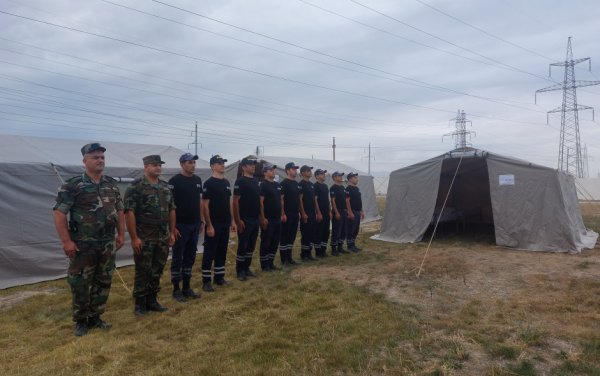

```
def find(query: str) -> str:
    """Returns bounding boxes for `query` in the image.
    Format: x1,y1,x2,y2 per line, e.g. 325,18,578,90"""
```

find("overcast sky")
1,0,599,176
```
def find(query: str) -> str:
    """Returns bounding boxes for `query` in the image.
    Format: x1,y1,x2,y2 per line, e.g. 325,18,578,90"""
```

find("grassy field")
1,202,599,375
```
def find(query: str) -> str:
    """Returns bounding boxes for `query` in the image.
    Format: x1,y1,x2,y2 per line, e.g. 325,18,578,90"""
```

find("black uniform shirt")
168,174,202,224
346,185,362,211
202,176,231,223
260,180,282,219
314,181,330,215
234,175,260,218
299,179,316,215
329,184,347,212
281,178,301,215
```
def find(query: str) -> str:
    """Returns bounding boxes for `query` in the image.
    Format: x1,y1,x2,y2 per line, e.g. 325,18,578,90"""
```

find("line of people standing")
54,144,364,336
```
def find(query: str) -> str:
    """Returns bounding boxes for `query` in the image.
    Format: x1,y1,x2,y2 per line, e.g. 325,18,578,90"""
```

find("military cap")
347,172,358,179
143,155,165,165
210,155,227,165
179,153,198,163
285,162,299,170
81,142,106,156
314,169,327,176
332,171,345,177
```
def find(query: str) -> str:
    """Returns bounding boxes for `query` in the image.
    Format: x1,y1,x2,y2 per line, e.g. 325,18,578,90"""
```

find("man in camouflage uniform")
53,142,125,337
124,155,176,316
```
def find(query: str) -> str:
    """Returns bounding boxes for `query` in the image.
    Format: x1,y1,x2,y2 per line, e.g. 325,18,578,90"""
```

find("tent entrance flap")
427,157,495,237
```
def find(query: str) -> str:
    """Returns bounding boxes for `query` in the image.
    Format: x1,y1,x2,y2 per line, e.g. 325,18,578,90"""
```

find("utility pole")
332,137,336,161
535,37,600,178
583,144,590,178
368,143,371,175
443,110,474,149
188,121,201,155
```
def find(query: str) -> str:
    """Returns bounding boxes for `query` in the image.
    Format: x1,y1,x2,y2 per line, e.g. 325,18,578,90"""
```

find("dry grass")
1,202,599,375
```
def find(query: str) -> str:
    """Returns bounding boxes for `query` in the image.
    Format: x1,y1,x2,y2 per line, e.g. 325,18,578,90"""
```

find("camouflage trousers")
67,239,116,322
133,238,169,298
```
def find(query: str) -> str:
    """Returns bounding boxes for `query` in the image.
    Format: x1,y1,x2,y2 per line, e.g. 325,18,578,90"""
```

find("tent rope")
416,152,465,278
50,162,131,293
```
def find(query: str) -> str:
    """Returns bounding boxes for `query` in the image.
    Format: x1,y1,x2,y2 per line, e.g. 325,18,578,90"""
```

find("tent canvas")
0,134,210,289
224,156,380,223
576,178,600,201
373,148,597,253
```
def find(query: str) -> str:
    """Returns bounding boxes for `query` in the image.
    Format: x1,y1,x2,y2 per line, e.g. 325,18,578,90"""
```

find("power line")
0,9,460,114
348,0,557,83
0,37,430,128
413,0,553,61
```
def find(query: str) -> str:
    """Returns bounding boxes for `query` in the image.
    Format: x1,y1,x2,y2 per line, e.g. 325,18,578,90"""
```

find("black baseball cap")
300,165,313,173
314,169,327,176
179,153,198,163
347,172,358,179
285,162,299,170
81,142,106,156
210,155,227,165
241,156,258,166
143,155,165,165
332,171,345,177
262,163,277,172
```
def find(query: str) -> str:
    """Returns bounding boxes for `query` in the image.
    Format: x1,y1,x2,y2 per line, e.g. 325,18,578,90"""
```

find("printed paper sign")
499,174,515,186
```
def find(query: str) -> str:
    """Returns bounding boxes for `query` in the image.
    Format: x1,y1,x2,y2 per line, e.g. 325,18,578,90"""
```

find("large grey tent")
374,148,597,253
0,134,210,289
224,156,380,223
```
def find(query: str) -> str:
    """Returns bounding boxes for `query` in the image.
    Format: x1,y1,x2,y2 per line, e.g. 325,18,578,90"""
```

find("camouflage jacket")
123,177,175,240
54,173,124,242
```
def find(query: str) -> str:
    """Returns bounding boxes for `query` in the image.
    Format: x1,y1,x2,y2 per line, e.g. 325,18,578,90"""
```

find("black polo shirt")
346,185,362,211
329,184,347,212
202,176,231,223
281,178,300,215
314,181,330,214
299,179,316,214
168,174,202,224
234,175,260,218
260,180,282,219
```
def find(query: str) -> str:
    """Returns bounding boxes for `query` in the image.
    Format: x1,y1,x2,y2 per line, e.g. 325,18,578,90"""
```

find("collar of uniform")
82,172,106,184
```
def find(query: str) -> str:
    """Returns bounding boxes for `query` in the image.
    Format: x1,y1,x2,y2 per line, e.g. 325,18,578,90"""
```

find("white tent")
576,178,600,201
0,134,210,289
225,156,380,223
373,148,597,253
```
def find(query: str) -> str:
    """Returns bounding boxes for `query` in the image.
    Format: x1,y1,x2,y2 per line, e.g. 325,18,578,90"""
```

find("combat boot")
88,315,112,330
74,320,88,337
134,296,148,316
203,281,215,292
331,245,340,256
146,293,168,312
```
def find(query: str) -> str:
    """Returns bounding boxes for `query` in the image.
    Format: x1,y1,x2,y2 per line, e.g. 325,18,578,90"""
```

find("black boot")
88,315,111,330
146,293,168,312
331,244,340,256
74,320,88,337
134,297,147,316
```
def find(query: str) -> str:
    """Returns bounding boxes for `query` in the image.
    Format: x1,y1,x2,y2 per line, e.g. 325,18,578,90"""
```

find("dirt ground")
292,203,600,374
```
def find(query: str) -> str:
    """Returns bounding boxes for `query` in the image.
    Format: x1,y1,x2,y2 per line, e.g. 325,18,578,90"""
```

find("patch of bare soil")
0,288,61,312
292,221,600,374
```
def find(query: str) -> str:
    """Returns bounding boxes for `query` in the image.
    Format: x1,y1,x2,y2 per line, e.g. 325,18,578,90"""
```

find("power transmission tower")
444,110,475,150
535,37,600,178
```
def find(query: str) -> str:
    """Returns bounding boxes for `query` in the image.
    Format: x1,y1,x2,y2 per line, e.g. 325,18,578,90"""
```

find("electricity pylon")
535,37,600,178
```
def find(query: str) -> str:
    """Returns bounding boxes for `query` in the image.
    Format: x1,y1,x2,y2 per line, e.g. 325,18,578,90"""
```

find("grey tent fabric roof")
0,134,210,289
224,155,380,223
374,148,598,253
